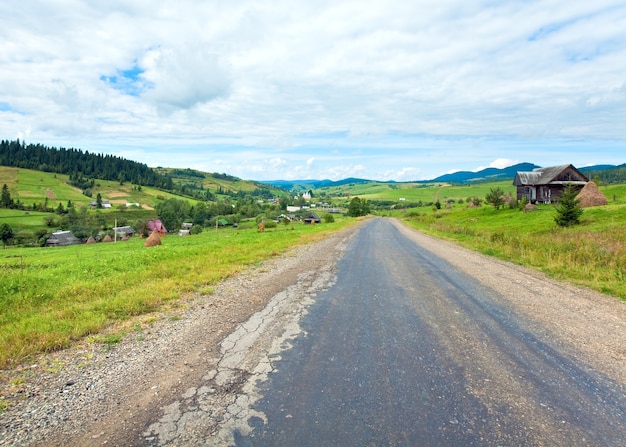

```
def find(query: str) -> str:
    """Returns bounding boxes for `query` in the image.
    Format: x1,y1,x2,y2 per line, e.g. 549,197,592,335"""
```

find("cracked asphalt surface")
144,218,625,446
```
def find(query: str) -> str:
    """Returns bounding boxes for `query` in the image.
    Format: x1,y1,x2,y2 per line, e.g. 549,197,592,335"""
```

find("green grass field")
3,167,626,375
0,219,352,368
395,198,626,300
324,180,516,205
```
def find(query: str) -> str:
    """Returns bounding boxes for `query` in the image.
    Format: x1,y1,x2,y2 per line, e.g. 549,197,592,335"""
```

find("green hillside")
311,179,516,210
1,166,285,210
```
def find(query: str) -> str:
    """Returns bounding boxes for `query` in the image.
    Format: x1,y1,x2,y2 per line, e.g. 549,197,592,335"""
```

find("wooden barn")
513,164,588,204
303,213,321,225
46,230,81,247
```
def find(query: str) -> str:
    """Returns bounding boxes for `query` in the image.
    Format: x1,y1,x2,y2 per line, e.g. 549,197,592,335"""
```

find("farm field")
0,218,353,369
318,180,516,206
394,183,626,300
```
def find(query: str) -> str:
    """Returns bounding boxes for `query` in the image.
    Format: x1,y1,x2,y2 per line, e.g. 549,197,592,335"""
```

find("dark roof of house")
47,230,81,246
513,164,589,186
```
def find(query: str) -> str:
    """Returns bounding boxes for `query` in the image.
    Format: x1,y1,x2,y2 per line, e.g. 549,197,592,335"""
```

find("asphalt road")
231,218,625,447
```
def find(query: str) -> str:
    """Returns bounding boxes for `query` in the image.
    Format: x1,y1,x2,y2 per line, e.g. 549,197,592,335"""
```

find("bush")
15,230,36,246
264,220,277,229
485,187,505,210
323,213,335,223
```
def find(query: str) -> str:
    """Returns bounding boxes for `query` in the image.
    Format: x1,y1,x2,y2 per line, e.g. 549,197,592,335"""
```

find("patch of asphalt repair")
142,261,339,446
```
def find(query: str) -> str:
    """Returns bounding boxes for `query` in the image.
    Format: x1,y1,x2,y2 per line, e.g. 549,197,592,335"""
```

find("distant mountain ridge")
261,162,625,188
430,162,541,183
261,177,371,190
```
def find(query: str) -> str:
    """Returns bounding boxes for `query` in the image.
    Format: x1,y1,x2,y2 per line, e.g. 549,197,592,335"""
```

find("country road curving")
1,217,624,446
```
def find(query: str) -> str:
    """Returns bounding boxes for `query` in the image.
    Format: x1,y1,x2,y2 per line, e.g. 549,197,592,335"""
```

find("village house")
112,226,135,238
303,212,321,225
46,230,81,247
147,219,168,236
513,164,589,204
89,200,112,209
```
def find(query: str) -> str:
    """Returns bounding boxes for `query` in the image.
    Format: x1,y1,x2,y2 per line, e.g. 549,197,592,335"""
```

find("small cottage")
303,213,321,224
513,164,588,204
46,230,81,247
147,219,168,236
112,226,135,238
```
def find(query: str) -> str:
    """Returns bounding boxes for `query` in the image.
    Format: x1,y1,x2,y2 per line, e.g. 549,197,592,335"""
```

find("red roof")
147,219,167,233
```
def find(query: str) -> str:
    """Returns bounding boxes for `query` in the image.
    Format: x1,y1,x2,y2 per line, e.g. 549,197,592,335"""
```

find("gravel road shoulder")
0,224,361,447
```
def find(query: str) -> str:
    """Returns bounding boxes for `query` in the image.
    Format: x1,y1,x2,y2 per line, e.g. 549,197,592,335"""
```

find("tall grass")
398,203,626,300
0,220,351,368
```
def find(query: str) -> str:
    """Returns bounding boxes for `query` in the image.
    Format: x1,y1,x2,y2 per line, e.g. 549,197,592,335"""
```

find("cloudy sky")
1,1,625,181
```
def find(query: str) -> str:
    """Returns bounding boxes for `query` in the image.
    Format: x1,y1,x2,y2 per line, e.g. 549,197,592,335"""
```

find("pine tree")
0,223,14,247
554,184,583,227
1,184,14,208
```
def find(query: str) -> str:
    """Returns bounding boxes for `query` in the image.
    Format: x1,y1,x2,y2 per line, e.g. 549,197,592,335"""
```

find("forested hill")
0,139,168,188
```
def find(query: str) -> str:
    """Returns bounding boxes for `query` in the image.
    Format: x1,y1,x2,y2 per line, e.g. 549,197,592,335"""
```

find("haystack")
144,230,162,247
86,236,97,244
524,203,538,213
576,181,608,207
102,234,113,243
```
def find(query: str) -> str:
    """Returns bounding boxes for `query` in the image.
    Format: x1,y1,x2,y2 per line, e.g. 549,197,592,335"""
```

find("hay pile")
524,203,537,213
102,235,113,243
576,181,608,207
144,230,162,247
86,236,96,244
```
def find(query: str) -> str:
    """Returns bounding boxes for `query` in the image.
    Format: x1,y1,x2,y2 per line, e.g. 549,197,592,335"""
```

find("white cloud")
489,158,518,169
0,0,624,180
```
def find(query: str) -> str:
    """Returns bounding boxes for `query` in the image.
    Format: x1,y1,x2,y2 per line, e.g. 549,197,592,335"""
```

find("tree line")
0,139,169,188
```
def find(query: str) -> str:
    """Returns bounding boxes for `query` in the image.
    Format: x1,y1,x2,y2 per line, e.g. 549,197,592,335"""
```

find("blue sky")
1,1,625,181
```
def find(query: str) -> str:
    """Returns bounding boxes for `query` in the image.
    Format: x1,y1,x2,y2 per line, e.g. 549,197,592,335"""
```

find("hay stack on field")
86,236,96,244
102,234,113,243
576,181,608,207
144,230,162,247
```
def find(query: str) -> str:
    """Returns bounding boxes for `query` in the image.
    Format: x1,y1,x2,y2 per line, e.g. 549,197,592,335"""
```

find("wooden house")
46,230,81,247
303,213,321,225
513,164,588,204
112,226,135,238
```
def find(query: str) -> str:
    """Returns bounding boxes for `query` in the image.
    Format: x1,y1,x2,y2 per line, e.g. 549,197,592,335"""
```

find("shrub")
485,187,505,210
554,184,583,227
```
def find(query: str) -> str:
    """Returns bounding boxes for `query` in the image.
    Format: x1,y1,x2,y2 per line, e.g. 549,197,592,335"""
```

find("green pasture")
0,209,51,232
322,180,516,205
396,199,626,300
0,218,352,368
1,167,201,210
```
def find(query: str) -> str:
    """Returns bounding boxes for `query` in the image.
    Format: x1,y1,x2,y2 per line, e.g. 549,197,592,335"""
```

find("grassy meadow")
392,184,626,300
0,219,352,369
1,166,259,211
2,166,625,376
325,180,516,205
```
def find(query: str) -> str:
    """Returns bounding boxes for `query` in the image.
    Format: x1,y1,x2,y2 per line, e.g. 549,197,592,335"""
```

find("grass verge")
0,219,352,368
396,202,626,300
